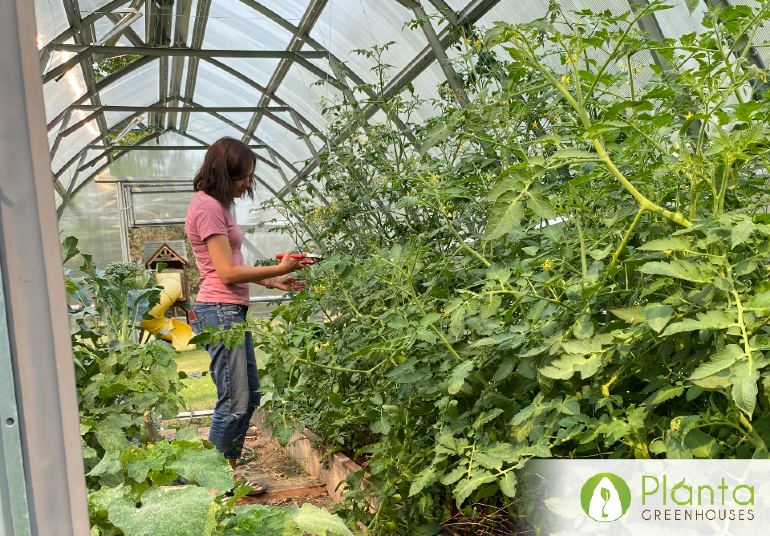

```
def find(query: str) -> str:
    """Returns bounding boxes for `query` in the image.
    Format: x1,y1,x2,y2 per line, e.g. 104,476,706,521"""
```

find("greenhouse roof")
39,0,504,211
37,0,770,221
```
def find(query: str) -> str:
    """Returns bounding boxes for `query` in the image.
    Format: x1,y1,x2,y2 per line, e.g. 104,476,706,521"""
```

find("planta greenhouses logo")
580,473,632,522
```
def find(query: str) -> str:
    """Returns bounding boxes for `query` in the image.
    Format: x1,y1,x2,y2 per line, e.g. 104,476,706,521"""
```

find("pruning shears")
275,253,322,265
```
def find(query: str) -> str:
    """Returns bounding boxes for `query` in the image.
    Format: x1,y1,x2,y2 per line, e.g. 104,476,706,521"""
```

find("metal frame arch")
46,52,330,157
54,102,310,210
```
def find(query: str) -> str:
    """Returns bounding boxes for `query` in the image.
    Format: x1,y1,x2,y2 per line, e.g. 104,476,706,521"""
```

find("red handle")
276,253,307,260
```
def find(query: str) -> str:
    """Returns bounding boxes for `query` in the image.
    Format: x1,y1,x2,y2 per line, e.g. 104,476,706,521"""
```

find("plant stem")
609,207,645,271
732,289,753,366
514,33,693,229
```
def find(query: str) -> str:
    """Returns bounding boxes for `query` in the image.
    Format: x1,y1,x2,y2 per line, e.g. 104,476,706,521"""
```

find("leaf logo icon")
580,473,632,522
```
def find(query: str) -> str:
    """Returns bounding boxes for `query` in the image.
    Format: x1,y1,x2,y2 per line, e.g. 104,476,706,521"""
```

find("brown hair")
193,137,257,209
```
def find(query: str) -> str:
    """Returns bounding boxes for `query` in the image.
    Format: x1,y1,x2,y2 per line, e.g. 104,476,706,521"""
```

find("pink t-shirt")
185,191,250,305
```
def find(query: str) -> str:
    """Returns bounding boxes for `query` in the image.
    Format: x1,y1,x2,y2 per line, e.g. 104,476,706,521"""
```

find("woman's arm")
206,234,303,285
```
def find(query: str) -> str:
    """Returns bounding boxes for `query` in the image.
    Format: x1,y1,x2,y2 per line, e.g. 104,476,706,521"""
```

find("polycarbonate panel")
218,111,255,131
445,0,474,11
35,0,69,47
56,162,79,193
241,227,297,264
251,163,287,192
52,115,101,173
131,190,194,223
53,109,134,172
204,1,293,60
275,63,340,130
193,60,269,108
72,150,110,185
478,0,548,28
79,0,115,16
255,115,312,168
99,59,160,106
215,56,281,89
103,110,138,134
186,118,246,145
43,38,77,72
273,158,299,183
43,63,87,123
58,181,122,264
651,0,707,39
409,62,446,122
105,142,205,180
311,1,430,86
129,10,146,43
730,0,770,67
255,0,309,23
93,15,116,44
235,188,277,225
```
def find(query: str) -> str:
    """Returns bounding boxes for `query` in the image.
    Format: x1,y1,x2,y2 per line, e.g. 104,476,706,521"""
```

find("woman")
185,137,306,494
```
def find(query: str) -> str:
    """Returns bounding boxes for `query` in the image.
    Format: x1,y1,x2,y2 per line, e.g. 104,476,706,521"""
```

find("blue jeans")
191,302,260,460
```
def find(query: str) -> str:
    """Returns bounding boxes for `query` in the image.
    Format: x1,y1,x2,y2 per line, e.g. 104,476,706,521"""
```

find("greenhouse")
3,0,770,533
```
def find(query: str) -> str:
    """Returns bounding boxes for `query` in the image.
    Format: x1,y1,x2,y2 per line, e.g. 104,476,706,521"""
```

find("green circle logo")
580,472,631,522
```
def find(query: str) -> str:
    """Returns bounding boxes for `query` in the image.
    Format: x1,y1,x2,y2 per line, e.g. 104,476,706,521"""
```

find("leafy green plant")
64,238,351,535
249,2,770,532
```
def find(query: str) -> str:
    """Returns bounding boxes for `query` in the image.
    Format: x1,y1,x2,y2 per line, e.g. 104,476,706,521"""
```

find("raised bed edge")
250,409,367,503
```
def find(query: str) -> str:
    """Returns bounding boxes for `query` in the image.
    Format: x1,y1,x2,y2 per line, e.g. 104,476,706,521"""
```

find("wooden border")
251,410,370,503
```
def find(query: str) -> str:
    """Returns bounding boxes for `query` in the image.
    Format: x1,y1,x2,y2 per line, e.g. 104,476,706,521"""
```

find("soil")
160,422,334,511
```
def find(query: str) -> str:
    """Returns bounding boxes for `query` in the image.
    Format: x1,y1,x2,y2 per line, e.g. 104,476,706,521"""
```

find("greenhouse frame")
3,0,770,534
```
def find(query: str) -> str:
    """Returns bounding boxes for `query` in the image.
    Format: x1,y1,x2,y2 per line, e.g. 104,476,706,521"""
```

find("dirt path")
162,423,334,510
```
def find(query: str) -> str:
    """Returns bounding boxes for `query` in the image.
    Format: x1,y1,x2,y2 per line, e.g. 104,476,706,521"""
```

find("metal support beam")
167,132,284,194
52,97,300,184
47,55,155,130
202,57,322,135
425,0,459,25
116,182,132,261
627,0,671,71
167,0,193,129
0,249,31,536
278,0,503,197
47,44,331,58
411,1,469,106
179,0,210,133
234,2,416,141
61,0,111,149
0,2,90,534
73,104,292,113
241,0,329,143
43,0,132,48
43,46,327,83
63,131,162,211
102,8,144,47
290,109,320,160
88,143,267,150
49,108,72,157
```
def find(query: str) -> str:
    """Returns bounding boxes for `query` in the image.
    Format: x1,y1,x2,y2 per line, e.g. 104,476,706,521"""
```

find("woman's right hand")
278,250,307,273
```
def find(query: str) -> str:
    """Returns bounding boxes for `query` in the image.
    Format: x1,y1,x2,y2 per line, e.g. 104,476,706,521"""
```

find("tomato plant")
252,2,770,532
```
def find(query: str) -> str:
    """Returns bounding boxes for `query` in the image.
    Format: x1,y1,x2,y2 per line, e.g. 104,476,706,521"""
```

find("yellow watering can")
141,272,194,351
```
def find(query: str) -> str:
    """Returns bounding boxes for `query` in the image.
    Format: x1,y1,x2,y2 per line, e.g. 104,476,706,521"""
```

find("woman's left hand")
272,276,306,291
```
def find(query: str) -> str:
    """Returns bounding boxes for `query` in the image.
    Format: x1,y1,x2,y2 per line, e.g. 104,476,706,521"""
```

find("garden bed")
251,410,370,503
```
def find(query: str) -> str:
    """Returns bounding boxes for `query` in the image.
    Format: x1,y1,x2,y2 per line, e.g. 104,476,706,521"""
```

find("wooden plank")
251,410,374,504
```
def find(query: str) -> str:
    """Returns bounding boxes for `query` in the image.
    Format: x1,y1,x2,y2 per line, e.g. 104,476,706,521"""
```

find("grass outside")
176,348,217,411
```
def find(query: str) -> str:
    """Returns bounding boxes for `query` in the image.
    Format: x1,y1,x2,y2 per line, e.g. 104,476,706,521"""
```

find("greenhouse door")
0,1,89,535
